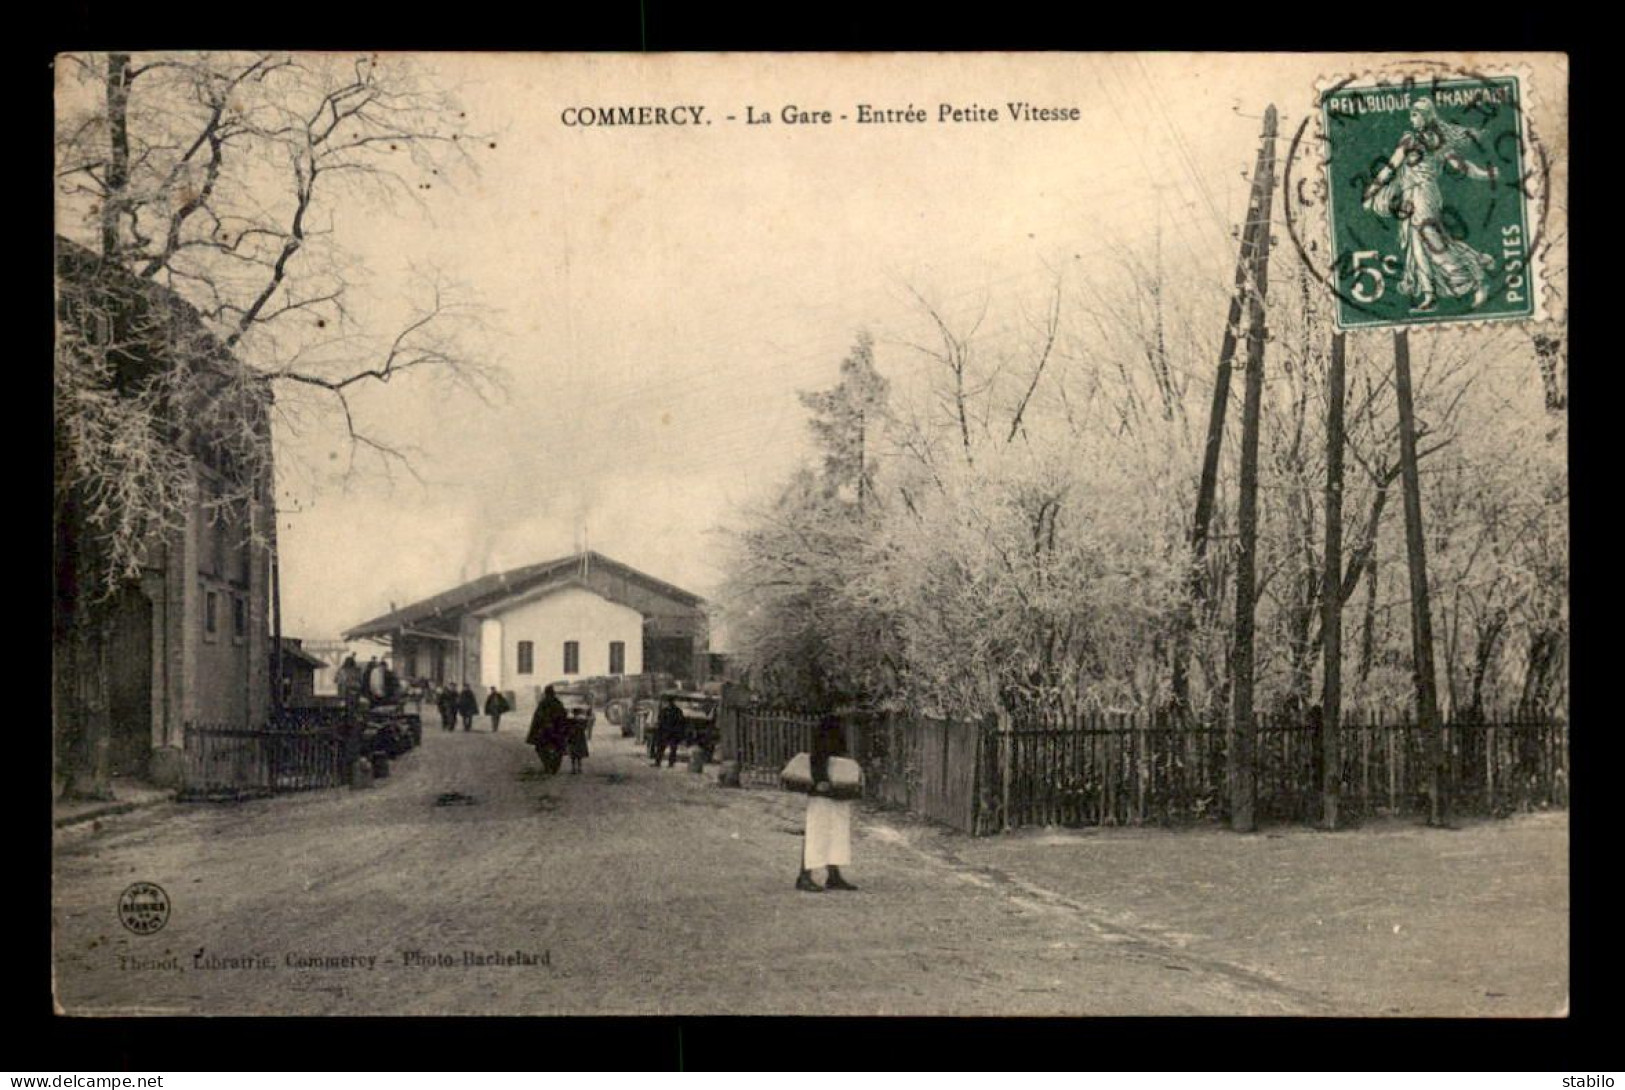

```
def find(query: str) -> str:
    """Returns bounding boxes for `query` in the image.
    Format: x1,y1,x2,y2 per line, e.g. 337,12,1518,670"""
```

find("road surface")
53,718,1329,1016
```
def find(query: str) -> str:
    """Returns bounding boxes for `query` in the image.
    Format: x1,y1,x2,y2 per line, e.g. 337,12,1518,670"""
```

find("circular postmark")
1281,59,1554,331
117,882,171,935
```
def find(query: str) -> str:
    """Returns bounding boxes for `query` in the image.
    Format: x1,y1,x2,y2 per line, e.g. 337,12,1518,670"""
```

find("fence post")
968,714,981,838
1135,711,1148,826
1359,710,1369,813
996,705,1012,833
719,682,742,788
1103,711,1118,826
1386,709,1398,813
1557,718,1569,806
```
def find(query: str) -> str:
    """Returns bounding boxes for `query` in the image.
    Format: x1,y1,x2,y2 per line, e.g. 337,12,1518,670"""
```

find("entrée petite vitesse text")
558,103,1081,127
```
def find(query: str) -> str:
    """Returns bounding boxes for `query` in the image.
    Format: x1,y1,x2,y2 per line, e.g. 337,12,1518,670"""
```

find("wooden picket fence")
729,708,817,790
989,707,1568,829
721,695,1568,835
993,709,1223,829
848,712,988,834
181,711,351,798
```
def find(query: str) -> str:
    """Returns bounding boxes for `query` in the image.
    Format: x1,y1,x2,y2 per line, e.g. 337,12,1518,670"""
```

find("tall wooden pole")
1173,109,1280,714
267,469,284,721
1321,332,1346,829
271,548,284,719
1229,105,1278,833
1393,330,1447,825
101,53,132,259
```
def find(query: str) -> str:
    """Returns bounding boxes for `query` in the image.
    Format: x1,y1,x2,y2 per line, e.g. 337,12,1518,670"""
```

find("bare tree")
54,51,505,795
57,49,508,574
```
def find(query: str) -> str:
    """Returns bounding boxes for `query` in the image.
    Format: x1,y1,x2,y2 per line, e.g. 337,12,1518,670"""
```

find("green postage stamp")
1319,71,1541,330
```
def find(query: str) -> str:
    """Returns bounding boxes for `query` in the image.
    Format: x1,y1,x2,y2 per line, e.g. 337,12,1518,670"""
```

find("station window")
609,641,625,675
563,641,580,675
203,590,218,642
517,640,534,675
232,595,247,643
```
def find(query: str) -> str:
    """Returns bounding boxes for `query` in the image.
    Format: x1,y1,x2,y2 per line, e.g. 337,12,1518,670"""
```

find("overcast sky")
268,52,1567,645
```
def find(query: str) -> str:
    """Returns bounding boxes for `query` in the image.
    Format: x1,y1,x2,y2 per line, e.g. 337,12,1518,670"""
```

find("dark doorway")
645,635,694,682
107,587,153,777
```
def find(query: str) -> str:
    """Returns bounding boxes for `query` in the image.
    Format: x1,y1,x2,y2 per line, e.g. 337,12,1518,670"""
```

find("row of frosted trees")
718,245,1567,734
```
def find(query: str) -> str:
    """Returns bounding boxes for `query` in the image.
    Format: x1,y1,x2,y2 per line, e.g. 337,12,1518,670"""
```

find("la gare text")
559,103,1082,128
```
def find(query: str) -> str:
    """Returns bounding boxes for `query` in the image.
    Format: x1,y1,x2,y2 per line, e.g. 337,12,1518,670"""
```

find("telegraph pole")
1228,104,1278,833
271,549,284,719
1173,107,1281,715
1393,331,1447,825
1321,332,1346,829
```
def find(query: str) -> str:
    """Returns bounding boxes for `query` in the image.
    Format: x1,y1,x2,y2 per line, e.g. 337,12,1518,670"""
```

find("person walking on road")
362,657,391,704
652,695,685,769
334,655,364,782
528,685,569,774
485,687,510,732
566,707,590,774
436,685,457,732
457,684,478,732
336,655,362,714
796,714,859,893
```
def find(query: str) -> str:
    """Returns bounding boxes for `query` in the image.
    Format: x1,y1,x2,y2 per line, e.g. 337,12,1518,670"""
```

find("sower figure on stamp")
1362,97,1499,313
797,714,859,893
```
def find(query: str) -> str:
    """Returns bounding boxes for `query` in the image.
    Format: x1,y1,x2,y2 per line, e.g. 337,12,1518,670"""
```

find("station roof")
344,551,704,641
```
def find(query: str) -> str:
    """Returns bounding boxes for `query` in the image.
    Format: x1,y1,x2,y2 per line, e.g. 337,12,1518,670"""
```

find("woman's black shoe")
824,868,858,891
795,871,823,893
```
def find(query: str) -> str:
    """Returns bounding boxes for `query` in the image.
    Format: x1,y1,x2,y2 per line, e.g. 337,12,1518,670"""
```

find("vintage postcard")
52,52,1568,1017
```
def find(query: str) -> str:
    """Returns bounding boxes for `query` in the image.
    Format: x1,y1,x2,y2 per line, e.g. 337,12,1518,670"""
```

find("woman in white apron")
798,715,859,892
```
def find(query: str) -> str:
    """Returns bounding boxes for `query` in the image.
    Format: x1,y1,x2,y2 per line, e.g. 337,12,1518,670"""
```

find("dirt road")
951,812,1569,1017
54,721,1338,1016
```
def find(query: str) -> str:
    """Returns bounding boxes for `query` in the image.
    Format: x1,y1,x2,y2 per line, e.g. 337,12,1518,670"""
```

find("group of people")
405,672,858,894
421,681,590,781
432,684,510,733
527,685,590,775
335,654,397,709
528,692,855,892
